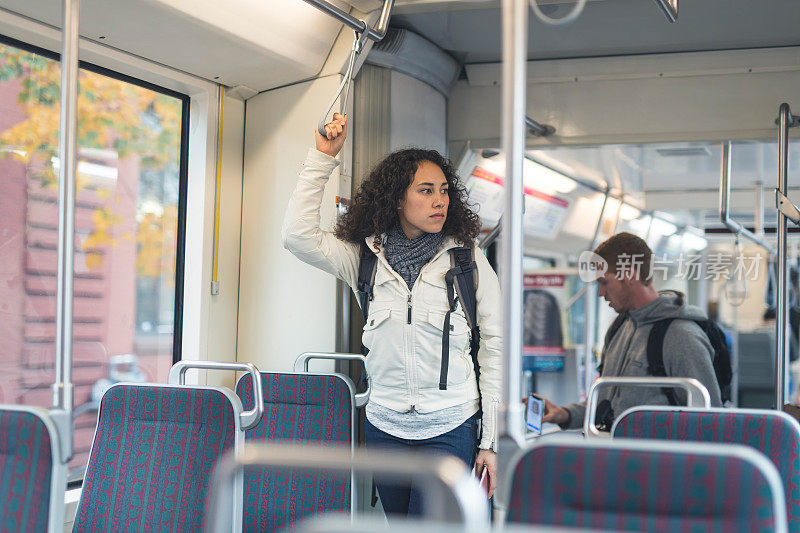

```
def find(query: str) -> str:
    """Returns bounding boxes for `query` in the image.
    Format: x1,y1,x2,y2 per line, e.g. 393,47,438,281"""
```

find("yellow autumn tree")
0,43,182,278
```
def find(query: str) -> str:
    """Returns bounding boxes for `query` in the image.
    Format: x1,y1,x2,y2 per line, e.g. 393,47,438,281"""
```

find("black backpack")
604,313,733,404
356,243,481,391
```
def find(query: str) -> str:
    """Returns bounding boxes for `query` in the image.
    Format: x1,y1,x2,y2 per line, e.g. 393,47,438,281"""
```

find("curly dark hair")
334,148,481,248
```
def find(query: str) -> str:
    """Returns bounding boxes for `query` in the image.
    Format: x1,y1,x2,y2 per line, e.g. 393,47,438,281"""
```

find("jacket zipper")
407,295,412,324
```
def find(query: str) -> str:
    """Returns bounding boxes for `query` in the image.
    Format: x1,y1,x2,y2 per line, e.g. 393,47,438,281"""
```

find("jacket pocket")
371,266,399,304
361,308,406,387
416,310,471,389
419,270,451,309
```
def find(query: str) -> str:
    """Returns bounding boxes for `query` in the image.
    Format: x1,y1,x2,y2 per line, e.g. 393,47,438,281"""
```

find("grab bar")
775,103,800,408
719,141,776,256
584,377,711,438
168,361,264,430
302,0,394,43
294,352,370,408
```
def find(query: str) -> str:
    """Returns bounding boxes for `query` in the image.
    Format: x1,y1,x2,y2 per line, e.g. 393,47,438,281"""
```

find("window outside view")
0,40,185,475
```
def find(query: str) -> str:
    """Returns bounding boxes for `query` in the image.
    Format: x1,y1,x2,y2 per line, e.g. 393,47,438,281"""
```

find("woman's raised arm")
281,113,360,288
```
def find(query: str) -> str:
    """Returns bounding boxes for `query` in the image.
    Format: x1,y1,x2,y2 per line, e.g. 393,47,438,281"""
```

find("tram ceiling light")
524,158,577,194
683,228,708,251
619,204,642,221
649,217,677,238
525,116,556,137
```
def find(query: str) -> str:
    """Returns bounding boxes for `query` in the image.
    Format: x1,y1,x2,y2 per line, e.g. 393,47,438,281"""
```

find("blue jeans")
365,414,479,517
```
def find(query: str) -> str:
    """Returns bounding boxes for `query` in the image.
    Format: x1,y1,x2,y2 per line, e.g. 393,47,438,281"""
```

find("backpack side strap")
357,243,378,356
646,318,681,406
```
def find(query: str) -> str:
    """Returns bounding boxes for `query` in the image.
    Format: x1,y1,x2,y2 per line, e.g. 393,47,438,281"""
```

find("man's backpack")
356,243,482,392
603,314,733,404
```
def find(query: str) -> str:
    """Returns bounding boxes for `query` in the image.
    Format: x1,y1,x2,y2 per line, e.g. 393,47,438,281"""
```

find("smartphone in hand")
526,394,544,435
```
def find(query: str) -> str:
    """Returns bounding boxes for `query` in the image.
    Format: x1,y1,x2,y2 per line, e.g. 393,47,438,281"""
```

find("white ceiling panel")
0,0,346,92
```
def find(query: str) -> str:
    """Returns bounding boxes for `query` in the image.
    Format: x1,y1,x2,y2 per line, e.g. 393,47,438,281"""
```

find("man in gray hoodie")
542,233,723,430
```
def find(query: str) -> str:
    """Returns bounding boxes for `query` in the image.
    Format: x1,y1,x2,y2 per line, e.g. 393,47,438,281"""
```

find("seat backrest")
612,407,800,531
506,436,787,532
0,405,65,532
74,383,241,532
236,372,354,532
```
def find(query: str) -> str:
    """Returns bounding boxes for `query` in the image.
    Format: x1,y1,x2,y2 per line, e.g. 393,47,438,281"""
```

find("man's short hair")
594,232,653,285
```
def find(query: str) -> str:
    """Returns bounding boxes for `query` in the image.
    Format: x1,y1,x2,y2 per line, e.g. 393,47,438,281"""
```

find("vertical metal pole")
52,0,80,462
583,283,598,399
776,103,791,409
755,181,764,236
498,0,528,449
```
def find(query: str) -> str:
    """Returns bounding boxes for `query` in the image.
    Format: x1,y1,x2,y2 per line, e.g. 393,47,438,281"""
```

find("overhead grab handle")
168,361,265,430
583,377,711,438
317,29,369,137
294,352,370,408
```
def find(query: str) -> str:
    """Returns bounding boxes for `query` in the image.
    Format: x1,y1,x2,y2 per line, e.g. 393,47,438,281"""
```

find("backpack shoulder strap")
448,247,478,330
646,318,680,405
598,313,627,376
356,243,378,322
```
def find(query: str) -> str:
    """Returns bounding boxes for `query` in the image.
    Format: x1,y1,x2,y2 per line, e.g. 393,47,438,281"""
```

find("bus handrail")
584,377,711,438
207,443,490,533
719,140,776,256
168,361,264,430
301,0,394,43
294,352,370,408
775,103,800,408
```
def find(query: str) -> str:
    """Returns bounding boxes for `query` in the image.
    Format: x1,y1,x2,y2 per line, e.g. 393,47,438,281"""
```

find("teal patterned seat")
237,372,354,532
74,384,241,532
0,406,64,532
612,407,800,531
507,436,787,532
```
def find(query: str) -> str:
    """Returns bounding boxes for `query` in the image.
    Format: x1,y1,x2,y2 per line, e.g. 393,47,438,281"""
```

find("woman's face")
397,161,449,239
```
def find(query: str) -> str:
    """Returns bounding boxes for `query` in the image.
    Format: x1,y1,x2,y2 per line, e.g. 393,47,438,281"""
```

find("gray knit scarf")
384,224,445,290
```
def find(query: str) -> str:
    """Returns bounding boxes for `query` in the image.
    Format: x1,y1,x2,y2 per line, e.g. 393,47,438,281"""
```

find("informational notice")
522,273,567,372
465,166,504,224
465,166,570,239
522,189,570,240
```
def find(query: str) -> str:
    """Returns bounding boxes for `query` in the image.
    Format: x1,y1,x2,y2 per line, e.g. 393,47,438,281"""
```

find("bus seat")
506,436,787,532
0,405,66,532
612,406,800,530
236,372,354,532
73,384,244,532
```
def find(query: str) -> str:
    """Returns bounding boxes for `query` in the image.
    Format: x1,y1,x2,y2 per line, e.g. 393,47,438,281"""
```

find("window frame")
0,8,223,371
0,32,190,365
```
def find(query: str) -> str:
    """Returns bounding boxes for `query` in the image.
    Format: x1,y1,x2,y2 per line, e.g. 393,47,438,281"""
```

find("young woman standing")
282,113,502,516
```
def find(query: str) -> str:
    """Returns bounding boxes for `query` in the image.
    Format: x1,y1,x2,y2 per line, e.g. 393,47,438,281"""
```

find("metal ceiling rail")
301,0,395,42
719,141,776,257
524,116,555,137
654,0,678,23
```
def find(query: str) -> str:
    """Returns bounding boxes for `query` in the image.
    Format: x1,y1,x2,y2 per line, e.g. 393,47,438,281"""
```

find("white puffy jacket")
282,149,503,449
